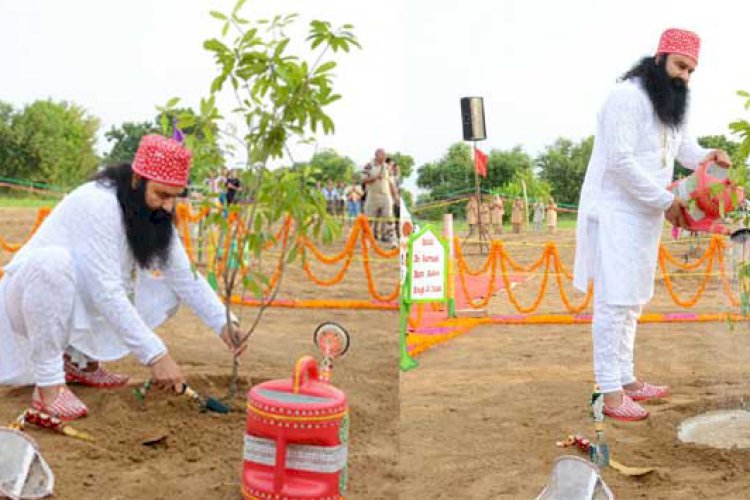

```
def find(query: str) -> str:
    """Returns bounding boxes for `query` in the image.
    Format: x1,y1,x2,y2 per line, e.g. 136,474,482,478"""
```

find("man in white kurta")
573,28,731,421
0,134,242,420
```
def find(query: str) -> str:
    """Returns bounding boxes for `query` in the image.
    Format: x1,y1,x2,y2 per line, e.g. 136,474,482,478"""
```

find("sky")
2,1,749,195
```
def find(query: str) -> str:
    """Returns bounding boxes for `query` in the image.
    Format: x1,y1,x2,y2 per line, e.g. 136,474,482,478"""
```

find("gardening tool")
553,387,654,478
133,379,230,414
589,389,609,468
557,435,654,477
9,408,94,443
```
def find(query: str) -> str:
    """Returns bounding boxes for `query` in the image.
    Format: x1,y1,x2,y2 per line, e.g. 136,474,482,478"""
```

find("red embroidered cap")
132,134,192,187
656,28,700,64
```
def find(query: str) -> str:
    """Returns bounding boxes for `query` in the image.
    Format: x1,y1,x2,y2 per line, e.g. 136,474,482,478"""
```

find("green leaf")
166,97,181,108
210,10,228,21
232,0,247,16
222,22,230,37
274,38,290,58
315,61,337,75
204,39,230,54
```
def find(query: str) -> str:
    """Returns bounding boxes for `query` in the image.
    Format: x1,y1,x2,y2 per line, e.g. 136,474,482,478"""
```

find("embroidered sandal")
624,381,670,401
603,395,648,422
32,385,88,421
65,356,129,388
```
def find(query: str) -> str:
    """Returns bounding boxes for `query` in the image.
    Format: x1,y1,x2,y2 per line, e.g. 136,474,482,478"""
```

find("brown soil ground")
0,208,399,500
401,225,750,499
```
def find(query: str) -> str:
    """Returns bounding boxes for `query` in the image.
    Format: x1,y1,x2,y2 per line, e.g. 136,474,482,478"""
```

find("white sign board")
407,226,447,303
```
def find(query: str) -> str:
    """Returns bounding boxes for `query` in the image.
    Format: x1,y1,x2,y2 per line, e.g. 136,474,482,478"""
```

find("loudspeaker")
460,97,486,141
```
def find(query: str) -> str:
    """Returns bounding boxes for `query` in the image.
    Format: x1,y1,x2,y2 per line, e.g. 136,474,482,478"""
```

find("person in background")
546,198,558,234
336,180,347,218
511,197,524,234
533,200,546,232
225,169,241,206
361,148,395,245
322,179,336,215
345,177,363,229
490,194,504,235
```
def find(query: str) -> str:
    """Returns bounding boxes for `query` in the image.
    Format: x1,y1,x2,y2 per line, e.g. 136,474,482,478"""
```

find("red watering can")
669,160,745,235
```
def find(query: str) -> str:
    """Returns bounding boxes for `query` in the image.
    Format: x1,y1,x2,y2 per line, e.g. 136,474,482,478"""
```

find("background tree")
388,151,414,180
0,101,20,181
537,136,593,205
485,146,534,192
728,89,750,187
415,142,474,219
307,148,356,182
414,142,536,219
2,99,99,189
103,121,158,165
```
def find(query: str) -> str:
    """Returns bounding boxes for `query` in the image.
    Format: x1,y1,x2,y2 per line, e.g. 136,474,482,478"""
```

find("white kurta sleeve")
162,231,227,335
72,195,167,365
677,127,711,170
603,87,675,212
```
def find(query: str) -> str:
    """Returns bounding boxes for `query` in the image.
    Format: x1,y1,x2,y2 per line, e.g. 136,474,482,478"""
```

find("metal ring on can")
313,322,351,359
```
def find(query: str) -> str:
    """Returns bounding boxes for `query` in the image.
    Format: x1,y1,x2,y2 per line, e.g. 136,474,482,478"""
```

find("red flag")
474,148,488,177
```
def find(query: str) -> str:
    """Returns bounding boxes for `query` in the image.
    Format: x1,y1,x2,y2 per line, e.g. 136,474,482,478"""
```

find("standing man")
0,134,245,420
490,194,504,235
361,148,395,244
546,198,558,234
388,159,401,238
573,28,731,421
533,200,546,232
345,176,363,228
225,169,242,206
322,179,337,216
335,180,347,218
511,197,524,234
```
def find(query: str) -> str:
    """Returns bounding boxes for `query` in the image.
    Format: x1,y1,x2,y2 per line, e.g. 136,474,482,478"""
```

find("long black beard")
621,56,689,128
94,164,174,270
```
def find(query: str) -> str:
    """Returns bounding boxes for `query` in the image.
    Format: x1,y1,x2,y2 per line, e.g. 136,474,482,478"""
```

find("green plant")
164,0,360,396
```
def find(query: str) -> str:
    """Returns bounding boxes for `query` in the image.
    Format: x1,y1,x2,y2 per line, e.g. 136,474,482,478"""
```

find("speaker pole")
473,140,489,254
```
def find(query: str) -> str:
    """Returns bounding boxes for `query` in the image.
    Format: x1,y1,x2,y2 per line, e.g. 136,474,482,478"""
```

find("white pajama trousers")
589,220,643,394
2,247,77,387
592,290,641,393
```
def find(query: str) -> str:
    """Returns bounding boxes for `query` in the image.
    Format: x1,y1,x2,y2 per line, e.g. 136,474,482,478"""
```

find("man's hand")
665,197,689,229
703,149,732,168
220,322,248,359
149,352,185,393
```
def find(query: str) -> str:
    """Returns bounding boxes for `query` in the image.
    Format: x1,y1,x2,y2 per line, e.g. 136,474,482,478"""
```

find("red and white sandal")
603,395,649,422
623,381,669,401
32,385,88,421
64,356,129,388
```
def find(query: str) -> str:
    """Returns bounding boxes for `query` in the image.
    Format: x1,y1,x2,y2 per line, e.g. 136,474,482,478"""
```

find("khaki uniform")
361,160,394,241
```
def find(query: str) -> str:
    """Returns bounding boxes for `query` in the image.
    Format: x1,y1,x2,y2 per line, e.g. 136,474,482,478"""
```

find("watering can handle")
292,355,319,393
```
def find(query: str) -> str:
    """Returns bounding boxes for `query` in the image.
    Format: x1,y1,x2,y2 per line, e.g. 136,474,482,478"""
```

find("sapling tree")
163,0,360,396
